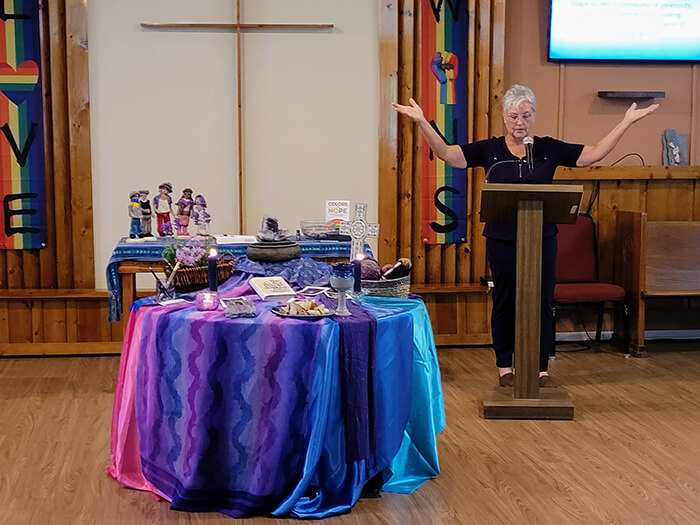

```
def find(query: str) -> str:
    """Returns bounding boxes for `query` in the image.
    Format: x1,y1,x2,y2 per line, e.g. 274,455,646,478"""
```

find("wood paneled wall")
3,1,699,353
555,166,700,283
0,0,108,355
379,0,505,345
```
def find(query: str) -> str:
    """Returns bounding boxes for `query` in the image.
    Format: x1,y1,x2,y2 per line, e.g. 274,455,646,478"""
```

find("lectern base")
481,387,574,420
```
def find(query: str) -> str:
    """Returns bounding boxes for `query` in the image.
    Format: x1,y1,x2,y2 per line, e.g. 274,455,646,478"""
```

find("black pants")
486,235,557,372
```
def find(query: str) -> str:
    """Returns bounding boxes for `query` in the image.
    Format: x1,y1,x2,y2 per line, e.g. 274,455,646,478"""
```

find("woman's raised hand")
392,98,426,122
623,102,660,126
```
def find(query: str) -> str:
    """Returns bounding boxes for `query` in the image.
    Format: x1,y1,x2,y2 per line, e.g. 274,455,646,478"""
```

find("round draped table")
108,273,445,519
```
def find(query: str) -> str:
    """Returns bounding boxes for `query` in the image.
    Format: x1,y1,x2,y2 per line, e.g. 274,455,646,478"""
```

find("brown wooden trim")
65,298,78,342
117,260,168,273
0,253,6,288
644,290,700,297
410,4,425,284
691,64,698,165
43,299,67,343
65,0,94,288
0,289,110,299
22,252,41,288
39,0,57,288
442,244,456,284
457,0,477,286
489,0,505,137
236,0,244,233
49,0,73,288
378,1,399,265
0,301,8,343
470,0,493,285
140,23,334,30
31,302,44,343
8,300,32,343
434,333,491,346
556,165,700,181
398,0,414,263
0,341,122,356
6,251,23,289
426,245,441,283
411,284,488,294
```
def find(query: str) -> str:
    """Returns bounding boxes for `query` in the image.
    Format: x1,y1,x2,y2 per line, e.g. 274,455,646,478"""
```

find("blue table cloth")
106,237,369,322
109,274,445,519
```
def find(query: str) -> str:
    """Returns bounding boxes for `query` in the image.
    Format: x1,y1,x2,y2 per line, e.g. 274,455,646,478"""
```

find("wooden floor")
2,342,700,524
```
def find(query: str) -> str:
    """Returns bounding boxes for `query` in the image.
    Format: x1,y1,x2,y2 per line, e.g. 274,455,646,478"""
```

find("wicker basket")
162,258,235,293
361,275,411,298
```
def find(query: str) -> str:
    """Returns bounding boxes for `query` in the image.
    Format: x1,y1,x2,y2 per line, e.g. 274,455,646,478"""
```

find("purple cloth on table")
134,301,337,517
318,295,377,472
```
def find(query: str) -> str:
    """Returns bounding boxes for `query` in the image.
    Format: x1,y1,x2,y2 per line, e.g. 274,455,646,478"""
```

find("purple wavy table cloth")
109,274,443,518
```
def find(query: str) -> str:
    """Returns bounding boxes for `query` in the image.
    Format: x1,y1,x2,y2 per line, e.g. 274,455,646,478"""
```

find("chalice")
330,262,354,316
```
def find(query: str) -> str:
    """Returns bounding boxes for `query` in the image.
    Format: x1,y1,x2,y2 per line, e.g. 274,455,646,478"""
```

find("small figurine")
192,194,211,236
174,187,194,237
128,190,142,239
138,189,153,238
153,182,173,236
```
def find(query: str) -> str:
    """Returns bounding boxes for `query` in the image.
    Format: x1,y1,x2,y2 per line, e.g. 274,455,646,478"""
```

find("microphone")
523,136,534,174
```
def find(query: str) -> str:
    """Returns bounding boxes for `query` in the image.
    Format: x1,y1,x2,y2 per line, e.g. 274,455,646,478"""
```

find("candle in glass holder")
196,290,219,310
208,247,218,291
352,253,365,293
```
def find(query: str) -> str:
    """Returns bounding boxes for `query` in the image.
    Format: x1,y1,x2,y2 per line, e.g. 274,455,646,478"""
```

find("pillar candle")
208,247,219,291
353,254,364,293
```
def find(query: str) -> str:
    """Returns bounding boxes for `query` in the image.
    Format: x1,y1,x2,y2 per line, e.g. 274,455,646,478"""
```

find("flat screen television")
548,0,700,62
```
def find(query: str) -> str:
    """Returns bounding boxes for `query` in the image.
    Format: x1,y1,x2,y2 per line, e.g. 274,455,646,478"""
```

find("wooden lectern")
479,183,583,420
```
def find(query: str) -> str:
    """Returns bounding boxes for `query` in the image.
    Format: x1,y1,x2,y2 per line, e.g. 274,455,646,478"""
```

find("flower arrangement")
162,236,212,268
161,236,234,293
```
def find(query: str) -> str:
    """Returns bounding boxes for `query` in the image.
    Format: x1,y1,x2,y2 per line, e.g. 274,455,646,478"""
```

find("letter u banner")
0,0,46,250
420,0,468,244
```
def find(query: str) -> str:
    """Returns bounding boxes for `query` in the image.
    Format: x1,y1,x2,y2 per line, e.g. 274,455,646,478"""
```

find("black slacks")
486,235,557,372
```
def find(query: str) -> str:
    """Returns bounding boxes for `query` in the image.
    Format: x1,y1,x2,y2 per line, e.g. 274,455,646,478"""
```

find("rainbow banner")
420,0,468,245
0,0,46,250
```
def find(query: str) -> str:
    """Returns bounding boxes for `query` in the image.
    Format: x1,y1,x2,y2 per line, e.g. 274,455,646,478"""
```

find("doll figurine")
128,191,142,239
174,187,194,236
192,194,211,236
153,182,173,236
138,189,153,237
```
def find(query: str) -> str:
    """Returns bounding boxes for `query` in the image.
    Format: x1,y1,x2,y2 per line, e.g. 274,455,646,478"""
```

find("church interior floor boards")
2,341,700,524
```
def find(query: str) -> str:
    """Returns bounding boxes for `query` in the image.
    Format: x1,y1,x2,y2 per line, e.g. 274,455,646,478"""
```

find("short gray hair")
502,84,537,113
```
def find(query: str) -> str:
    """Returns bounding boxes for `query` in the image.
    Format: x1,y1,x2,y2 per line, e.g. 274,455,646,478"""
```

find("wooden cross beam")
141,0,333,233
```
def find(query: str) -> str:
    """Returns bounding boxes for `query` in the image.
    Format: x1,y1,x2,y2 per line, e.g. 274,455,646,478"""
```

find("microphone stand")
485,158,526,182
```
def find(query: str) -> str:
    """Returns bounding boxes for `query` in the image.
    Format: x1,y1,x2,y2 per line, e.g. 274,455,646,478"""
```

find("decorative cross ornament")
339,203,379,258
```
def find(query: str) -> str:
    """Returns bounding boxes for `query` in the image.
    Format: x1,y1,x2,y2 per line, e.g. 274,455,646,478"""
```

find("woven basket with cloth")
162,258,234,293
360,276,410,298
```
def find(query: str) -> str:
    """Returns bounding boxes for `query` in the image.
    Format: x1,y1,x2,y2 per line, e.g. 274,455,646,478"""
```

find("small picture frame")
221,297,258,318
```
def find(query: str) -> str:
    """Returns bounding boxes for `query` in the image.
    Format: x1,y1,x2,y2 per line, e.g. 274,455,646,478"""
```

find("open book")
249,276,297,301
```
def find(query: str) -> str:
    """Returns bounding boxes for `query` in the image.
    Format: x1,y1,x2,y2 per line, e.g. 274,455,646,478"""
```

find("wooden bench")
614,211,700,356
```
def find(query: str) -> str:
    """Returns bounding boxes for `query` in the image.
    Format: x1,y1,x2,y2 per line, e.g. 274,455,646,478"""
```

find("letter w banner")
420,0,468,244
0,0,46,250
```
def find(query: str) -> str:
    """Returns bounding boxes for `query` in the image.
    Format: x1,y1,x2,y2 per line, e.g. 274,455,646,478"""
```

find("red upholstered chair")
553,214,630,356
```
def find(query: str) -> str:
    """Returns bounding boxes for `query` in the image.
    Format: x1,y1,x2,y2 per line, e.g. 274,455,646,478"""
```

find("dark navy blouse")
460,136,584,240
